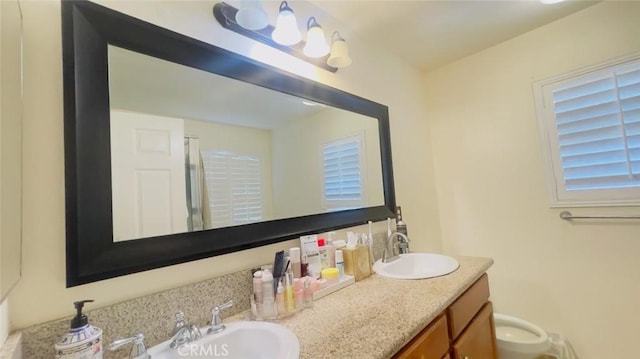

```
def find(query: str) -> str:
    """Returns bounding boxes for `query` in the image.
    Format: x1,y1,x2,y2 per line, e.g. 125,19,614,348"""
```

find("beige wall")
424,3,640,358
272,109,383,218
9,0,441,329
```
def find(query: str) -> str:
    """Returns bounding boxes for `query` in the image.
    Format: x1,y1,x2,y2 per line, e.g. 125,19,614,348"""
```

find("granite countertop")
229,256,493,359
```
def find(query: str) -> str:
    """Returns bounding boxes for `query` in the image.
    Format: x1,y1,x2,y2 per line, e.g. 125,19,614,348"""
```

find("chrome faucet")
207,300,234,334
169,311,202,349
108,333,150,359
383,232,409,263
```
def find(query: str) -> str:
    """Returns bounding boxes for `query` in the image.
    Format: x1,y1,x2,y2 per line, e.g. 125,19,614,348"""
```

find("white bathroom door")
110,110,188,241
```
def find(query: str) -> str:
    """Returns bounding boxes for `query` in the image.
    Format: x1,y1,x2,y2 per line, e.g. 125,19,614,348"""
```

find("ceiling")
311,0,599,72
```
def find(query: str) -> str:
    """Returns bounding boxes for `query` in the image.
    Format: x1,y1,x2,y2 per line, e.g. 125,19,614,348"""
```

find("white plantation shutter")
229,156,262,223
322,135,365,210
535,55,640,206
202,150,263,227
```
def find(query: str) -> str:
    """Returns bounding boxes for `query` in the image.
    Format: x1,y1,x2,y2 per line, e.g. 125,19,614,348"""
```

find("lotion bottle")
303,278,314,308
276,280,285,316
55,300,103,359
289,247,301,278
261,269,276,319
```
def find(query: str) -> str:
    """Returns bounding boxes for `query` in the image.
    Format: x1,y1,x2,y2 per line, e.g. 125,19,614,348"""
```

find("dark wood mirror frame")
62,0,396,287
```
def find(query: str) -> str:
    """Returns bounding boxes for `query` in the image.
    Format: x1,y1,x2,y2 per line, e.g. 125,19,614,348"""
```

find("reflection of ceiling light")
539,0,566,4
302,100,326,107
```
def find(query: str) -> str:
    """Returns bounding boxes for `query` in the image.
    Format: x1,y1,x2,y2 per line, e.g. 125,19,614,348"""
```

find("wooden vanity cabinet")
451,302,497,359
393,315,450,359
393,274,498,359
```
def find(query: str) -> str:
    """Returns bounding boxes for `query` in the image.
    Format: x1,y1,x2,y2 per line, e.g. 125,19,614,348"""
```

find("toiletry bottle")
261,269,276,319
317,238,328,269
293,278,304,311
253,269,263,304
326,237,336,268
301,235,321,279
396,206,408,237
284,270,295,312
335,249,345,279
276,280,285,316
289,247,301,278
55,300,103,359
303,278,314,308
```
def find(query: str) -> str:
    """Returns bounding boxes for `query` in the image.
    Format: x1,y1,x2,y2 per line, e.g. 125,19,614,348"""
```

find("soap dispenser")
55,300,103,359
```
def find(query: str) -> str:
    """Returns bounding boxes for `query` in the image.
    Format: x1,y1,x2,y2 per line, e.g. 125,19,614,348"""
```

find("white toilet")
493,313,551,359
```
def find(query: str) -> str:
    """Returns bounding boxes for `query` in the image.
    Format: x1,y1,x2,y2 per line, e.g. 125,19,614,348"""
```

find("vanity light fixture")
302,17,330,58
213,1,351,72
327,31,352,68
271,1,302,46
235,0,269,31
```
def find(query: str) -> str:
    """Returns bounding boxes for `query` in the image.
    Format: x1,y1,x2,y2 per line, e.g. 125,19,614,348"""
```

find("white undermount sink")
373,252,459,280
148,321,300,359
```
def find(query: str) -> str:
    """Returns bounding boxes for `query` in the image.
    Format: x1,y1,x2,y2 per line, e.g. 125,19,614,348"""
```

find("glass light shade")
271,2,302,46
327,35,351,68
235,0,269,30
303,19,329,58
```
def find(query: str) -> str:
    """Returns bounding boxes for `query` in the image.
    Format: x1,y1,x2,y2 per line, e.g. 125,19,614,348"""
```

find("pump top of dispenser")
55,300,103,359
70,300,94,328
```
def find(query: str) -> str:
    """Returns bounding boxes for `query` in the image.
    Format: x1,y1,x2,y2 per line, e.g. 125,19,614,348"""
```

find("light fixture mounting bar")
213,2,338,73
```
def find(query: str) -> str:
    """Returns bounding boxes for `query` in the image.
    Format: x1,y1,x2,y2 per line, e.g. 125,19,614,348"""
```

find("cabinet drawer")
394,315,449,359
447,274,490,339
451,301,498,359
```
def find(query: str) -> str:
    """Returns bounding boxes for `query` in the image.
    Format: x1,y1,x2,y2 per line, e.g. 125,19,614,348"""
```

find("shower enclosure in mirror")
62,0,395,286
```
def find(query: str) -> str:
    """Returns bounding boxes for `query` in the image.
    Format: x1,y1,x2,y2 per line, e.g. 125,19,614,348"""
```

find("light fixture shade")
235,0,269,30
271,1,302,46
303,17,329,58
327,31,351,68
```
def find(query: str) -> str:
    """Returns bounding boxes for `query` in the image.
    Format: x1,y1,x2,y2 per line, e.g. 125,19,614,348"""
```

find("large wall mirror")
62,0,395,287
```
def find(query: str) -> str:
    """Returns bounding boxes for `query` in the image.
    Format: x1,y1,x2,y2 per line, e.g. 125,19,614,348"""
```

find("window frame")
533,52,640,207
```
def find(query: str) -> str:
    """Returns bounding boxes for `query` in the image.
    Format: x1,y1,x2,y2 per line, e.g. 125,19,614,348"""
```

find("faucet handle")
208,300,234,334
215,300,234,312
108,333,149,359
171,310,186,336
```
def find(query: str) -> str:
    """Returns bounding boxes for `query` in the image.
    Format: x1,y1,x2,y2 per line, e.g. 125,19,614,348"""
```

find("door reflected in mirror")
108,46,384,242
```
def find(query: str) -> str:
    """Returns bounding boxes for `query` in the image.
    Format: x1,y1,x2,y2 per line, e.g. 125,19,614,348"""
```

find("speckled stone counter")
16,254,492,358
230,256,494,359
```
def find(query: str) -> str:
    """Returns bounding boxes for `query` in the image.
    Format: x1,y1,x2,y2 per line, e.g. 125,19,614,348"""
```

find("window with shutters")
201,150,263,227
322,134,366,211
534,54,640,206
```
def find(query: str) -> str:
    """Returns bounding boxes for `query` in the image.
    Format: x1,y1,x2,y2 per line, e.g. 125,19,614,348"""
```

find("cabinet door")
451,302,498,359
394,315,449,359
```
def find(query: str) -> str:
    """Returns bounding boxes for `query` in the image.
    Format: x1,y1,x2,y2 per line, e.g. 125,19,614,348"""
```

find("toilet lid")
496,326,539,341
